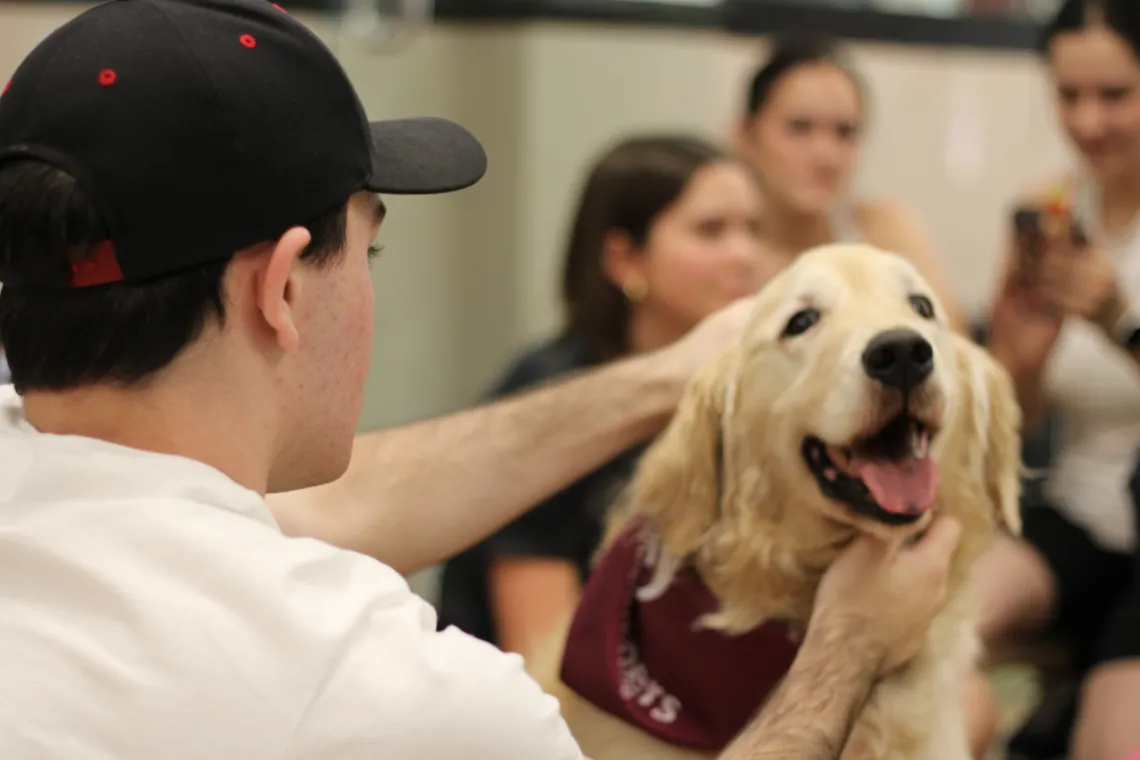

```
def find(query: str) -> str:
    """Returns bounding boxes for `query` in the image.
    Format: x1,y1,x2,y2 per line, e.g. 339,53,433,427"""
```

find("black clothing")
437,334,646,646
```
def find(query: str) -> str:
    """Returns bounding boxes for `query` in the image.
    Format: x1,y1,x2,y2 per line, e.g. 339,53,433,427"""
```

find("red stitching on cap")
2,80,9,95
272,3,286,11
239,34,257,48
98,69,117,87
69,241,124,288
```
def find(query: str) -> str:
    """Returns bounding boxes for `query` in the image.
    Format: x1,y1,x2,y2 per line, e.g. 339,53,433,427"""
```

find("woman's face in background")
633,159,768,333
736,63,862,218
1049,26,1140,185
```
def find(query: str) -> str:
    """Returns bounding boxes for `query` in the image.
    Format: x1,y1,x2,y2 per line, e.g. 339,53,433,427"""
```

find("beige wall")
1,4,1071,431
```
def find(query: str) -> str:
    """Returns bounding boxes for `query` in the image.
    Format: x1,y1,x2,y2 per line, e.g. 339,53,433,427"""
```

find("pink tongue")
855,458,940,515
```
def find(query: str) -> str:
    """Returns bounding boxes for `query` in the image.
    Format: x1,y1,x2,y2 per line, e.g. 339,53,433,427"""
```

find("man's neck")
22,378,274,495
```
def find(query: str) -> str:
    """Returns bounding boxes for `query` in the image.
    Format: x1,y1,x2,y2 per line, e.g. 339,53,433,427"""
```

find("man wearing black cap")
0,1,959,758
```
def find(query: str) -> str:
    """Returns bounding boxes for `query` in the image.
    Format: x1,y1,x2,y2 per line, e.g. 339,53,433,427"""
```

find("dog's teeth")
906,422,931,459
907,423,924,458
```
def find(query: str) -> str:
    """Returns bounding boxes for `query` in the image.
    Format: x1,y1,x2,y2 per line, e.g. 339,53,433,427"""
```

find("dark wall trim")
432,0,723,30
25,0,1040,52
723,2,1040,51
431,0,1041,52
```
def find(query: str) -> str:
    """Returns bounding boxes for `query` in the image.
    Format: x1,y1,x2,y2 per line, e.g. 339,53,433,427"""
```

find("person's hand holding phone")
988,198,1068,378
1034,199,1126,333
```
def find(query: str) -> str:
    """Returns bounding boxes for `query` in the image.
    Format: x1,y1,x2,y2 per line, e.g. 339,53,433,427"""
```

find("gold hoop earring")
622,278,648,304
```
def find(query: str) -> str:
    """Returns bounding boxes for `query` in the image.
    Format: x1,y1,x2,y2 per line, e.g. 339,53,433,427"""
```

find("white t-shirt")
0,385,583,760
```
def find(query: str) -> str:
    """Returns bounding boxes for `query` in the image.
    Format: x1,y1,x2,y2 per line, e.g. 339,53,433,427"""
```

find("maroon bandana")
560,519,801,752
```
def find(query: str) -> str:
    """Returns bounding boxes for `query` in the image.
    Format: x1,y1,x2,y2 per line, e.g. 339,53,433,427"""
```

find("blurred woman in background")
973,1,1140,758
437,135,770,661
734,36,967,333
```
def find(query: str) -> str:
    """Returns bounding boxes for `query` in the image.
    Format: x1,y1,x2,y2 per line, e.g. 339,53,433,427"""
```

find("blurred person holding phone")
733,36,968,335
436,135,773,662
972,1,1140,758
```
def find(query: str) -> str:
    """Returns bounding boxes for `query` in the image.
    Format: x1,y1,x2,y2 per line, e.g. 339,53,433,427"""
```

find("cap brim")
365,117,487,195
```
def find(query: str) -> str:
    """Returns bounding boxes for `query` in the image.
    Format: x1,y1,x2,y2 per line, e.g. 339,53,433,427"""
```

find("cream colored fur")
532,244,1022,760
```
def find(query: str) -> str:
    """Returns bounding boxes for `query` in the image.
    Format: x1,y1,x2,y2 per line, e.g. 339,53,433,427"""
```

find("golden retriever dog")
533,243,1021,760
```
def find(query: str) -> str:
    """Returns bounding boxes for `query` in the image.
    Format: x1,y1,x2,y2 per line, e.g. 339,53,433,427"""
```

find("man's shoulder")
1,496,577,758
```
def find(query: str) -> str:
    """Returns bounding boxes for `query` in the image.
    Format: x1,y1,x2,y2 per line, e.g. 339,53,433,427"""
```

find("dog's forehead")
752,244,925,319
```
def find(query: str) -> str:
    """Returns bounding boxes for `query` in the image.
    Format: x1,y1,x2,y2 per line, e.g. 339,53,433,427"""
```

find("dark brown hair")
560,134,734,363
1042,0,1140,60
0,160,347,392
745,35,862,118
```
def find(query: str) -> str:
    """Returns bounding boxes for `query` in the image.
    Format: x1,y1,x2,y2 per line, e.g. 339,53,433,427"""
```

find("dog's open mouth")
801,413,940,525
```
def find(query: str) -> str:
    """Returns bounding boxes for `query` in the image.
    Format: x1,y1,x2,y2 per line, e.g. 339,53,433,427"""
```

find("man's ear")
255,226,310,351
632,356,730,560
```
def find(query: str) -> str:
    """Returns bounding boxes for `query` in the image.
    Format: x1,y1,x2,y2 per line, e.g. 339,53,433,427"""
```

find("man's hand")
812,516,962,675
720,517,960,760
651,297,756,389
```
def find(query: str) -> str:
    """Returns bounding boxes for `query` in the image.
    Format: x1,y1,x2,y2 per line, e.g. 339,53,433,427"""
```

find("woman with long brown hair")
438,134,769,661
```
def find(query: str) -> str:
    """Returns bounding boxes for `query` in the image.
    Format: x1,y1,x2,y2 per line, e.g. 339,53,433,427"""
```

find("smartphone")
1012,205,1046,283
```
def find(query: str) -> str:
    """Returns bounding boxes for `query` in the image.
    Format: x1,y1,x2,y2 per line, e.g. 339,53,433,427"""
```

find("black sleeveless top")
436,333,647,646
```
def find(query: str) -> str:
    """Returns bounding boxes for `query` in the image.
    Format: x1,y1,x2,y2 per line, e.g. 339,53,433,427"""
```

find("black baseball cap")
0,0,487,289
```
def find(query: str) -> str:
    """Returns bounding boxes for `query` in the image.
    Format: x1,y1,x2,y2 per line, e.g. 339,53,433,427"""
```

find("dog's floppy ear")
632,354,731,560
980,349,1023,535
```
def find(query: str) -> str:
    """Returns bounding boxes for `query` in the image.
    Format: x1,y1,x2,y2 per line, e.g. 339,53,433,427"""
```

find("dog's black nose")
861,329,934,392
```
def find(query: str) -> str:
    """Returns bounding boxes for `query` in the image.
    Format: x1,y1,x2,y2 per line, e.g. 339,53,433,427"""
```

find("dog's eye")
908,295,936,320
782,308,821,337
